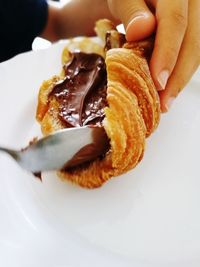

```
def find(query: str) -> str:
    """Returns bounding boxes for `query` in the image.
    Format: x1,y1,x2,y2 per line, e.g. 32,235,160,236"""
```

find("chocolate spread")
49,52,107,127
48,52,109,169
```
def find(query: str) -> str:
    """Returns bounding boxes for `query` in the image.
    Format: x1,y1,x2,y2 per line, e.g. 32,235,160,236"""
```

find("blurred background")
32,0,71,51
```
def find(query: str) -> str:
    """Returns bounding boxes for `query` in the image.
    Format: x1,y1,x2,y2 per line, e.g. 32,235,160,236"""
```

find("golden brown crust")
107,47,160,136
36,24,160,188
36,76,65,135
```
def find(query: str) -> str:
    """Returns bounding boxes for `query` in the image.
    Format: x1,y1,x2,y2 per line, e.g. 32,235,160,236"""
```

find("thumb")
108,0,156,41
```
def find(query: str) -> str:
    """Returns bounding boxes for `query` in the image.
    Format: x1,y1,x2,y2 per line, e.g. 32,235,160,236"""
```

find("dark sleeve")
0,0,48,62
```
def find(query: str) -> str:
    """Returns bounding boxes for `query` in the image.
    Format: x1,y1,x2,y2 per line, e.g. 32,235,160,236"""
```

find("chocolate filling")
49,52,107,127
48,52,109,169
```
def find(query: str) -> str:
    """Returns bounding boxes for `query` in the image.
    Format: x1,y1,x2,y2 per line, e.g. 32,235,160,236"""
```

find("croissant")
36,19,160,188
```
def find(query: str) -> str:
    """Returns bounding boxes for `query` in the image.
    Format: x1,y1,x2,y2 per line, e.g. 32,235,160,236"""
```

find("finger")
108,0,156,41
159,0,200,112
150,0,188,91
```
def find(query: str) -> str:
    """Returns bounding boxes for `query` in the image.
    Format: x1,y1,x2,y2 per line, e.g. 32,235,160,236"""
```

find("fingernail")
157,70,169,91
165,97,175,111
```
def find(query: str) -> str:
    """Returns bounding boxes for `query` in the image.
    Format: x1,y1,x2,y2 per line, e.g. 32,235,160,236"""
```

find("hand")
108,0,200,112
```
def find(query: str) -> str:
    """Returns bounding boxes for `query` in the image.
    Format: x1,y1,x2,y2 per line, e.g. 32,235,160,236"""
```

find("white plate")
0,43,200,267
